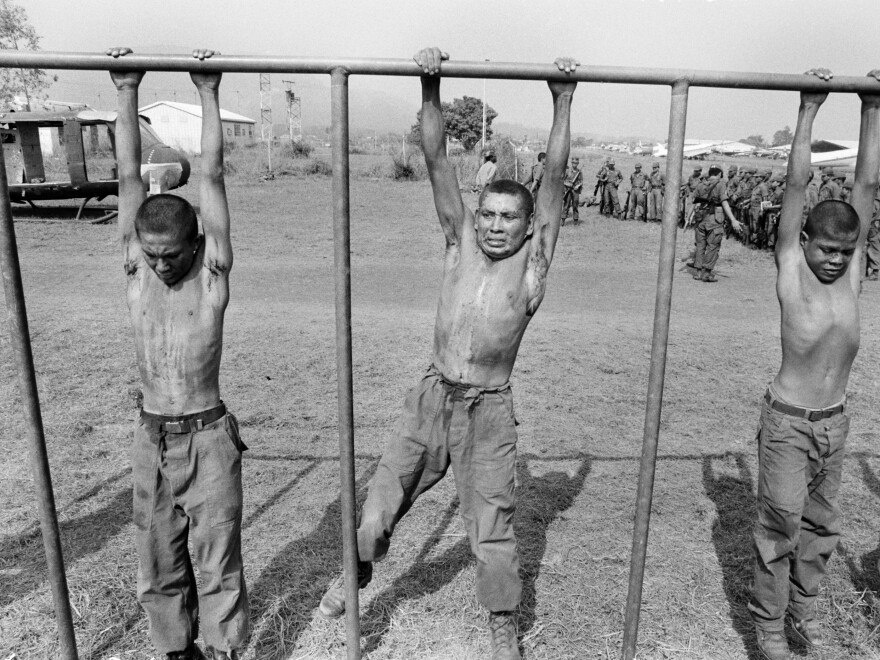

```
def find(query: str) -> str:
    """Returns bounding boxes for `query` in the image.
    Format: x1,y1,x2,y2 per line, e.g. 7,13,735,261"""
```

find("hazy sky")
25,0,880,142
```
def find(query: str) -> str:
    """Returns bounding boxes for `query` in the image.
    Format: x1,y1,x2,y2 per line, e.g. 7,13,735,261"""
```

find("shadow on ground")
841,453,880,651
0,469,131,609
246,460,379,658
702,453,761,659
357,452,592,656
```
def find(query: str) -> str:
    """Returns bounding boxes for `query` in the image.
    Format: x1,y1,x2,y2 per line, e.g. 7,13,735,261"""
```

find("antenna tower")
259,73,272,143
283,80,303,142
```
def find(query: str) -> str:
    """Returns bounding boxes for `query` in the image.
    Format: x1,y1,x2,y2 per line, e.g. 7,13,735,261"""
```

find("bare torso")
775,258,859,408
433,209,536,387
127,244,227,414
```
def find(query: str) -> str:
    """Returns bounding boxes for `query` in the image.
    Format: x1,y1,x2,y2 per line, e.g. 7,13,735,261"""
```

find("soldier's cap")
728,165,738,172
652,162,660,169
634,163,642,169
843,177,854,189
748,166,758,174
821,166,835,176
769,173,785,183
608,158,615,165
761,169,773,177
693,167,702,172
707,166,723,178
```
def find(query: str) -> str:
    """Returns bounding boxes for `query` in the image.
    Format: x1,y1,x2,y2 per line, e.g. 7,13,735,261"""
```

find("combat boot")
755,628,789,660
488,611,520,660
205,650,239,660
790,617,824,648
166,645,207,660
318,560,373,619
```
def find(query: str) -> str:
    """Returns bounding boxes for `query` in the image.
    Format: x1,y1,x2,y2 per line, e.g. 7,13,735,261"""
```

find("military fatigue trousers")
749,392,848,633
357,366,521,612
132,412,249,655
693,210,725,272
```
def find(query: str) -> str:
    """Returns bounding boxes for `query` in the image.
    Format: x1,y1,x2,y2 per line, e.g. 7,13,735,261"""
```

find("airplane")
0,108,190,221
808,139,859,169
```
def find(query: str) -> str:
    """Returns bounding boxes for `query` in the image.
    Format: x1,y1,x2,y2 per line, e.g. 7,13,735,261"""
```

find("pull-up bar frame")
1,49,875,660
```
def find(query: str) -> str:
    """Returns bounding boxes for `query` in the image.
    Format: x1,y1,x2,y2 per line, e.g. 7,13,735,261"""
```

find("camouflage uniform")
692,171,730,280
750,171,772,249
736,168,757,245
818,167,842,202
647,163,665,221
629,165,648,221
561,160,583,224
684,167,704,225
603,162,623,217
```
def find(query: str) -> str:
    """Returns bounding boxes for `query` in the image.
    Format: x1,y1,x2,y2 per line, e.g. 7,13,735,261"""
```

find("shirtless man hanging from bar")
749,67,880,660
319,47,578,660
108,47,248,660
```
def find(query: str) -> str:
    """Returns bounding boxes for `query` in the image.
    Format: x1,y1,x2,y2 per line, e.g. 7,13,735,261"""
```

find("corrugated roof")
138,101,256,124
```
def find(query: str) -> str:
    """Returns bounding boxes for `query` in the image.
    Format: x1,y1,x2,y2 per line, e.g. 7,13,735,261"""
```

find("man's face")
139,231,200,286
475,193,534,260
800,230,858,284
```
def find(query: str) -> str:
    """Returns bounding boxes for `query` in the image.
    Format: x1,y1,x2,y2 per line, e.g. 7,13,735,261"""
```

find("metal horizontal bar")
3,49,880,92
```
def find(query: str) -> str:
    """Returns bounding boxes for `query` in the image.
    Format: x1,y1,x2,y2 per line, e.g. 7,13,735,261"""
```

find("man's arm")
776,70,831,269
851,70,880,256
191,49,233,279
526,57,578,315
414,47,465,247
106,47,145,270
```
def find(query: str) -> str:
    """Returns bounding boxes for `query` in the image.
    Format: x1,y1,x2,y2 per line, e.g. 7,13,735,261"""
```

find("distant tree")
741,134,767,148
0,0,55,110
409,95,498,152
771,125,794,147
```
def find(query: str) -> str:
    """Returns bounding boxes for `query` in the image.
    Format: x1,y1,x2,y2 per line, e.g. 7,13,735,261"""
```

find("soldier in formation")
647,162,665,222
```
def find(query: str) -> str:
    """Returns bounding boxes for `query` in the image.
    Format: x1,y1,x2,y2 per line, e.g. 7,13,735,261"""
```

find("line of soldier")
527,155,880,279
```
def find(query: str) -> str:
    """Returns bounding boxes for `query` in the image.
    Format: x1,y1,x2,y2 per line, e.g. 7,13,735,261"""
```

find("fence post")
330,66,362,660
0,120,79,659
621,79,689,660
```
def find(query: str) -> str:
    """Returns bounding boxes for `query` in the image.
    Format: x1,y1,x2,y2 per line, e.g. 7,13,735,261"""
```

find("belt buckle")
807,410,824,422
164,420,186,434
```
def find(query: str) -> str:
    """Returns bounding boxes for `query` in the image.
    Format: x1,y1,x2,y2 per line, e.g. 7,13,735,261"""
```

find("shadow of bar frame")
1,49,878,660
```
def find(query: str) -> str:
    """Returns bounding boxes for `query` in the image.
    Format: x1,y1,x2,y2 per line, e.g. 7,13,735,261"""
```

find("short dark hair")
803,200,860,240
537,152,546,161
479,179,534,218
135,194,198,243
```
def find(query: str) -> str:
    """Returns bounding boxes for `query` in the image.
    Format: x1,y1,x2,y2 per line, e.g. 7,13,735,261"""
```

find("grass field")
3,155,880,660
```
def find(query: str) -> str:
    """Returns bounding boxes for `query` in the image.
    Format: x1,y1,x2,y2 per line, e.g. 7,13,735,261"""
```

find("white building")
138,101,256,154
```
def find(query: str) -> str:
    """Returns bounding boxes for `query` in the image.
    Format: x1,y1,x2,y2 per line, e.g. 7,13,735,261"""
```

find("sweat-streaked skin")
773,67,880,408
416,46,577,387
110,47,233,415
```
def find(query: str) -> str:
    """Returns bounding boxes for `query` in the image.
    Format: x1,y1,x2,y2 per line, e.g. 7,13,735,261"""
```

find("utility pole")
259,73,273,171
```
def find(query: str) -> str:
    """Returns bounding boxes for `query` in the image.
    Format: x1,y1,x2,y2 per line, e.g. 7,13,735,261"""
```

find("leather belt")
764,391,844,422
140,402,227,434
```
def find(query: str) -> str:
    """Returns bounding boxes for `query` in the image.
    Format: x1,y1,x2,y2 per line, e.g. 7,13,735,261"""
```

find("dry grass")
1,153,880,659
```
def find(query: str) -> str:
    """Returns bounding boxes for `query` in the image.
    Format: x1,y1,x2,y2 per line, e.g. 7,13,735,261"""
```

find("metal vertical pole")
622,80,689,660
330,67,361,660
0,123,78,658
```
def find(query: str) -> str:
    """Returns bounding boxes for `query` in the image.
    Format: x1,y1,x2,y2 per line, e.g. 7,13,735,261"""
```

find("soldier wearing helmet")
602,157,623,218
